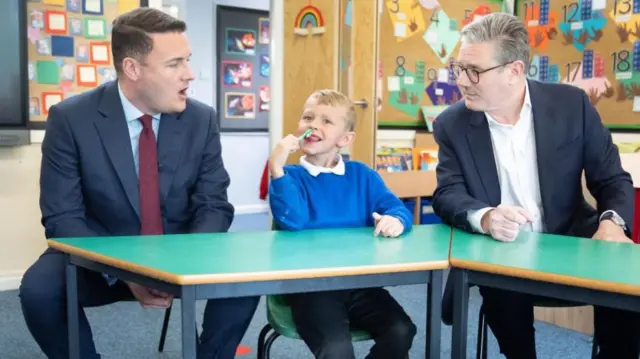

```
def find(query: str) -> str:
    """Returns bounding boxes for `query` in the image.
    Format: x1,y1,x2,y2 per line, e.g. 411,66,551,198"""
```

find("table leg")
66,257,80,359
451,269,469,359
181,285,197,359
426,270,443,359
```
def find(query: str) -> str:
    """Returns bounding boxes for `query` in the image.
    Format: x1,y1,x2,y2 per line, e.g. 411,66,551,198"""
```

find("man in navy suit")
433,12,640,359
19,8,259,359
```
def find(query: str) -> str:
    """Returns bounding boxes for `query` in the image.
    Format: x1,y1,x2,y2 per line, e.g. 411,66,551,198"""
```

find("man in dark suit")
19,8,259,359
433,12,640,359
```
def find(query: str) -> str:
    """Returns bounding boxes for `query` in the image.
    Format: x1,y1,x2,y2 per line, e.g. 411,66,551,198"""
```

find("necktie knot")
139,114,153,130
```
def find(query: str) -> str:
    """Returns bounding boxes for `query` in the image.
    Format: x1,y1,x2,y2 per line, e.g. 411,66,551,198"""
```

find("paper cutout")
42,92,64,115
423,9,460,64
76,44,89,62
117,0,137,14
60,81,74,92
36,61,60,84
36,37,52,55
99,67,117,84
55,58,65,66
67,0,81,12
225,92,255,118
51,35,74,57
259,53,269,77
30,10,44,28
84,18,106,39
420,105,448,131
28,63,35,81
562,62,613,105
461,4,492,26
419,0,440,9
83,0,103,15
258,17,270,44
225,28,256,55
89,42,110,64
425,81,462,105
388,76,400,91
386,0,426,42
61,63,75,81
45,10,67,34
388,70,424,116
43,0,65,5
69,17,83,36
221,61,252,87
259,86,270,111
29,97,40,116
344,0,352,26
27,27,42,44
294,4,326,35
77,64,97,87
559,7,606,51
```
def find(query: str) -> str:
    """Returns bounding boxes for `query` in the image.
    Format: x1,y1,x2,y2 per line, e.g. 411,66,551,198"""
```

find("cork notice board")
516,0,640,129
26,0,140,125
378,0,504,128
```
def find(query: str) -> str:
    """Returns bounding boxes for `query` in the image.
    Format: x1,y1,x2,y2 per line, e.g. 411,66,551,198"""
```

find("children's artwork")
28,63,35,81
76,44,89,62
41,92,63,114
98,67,117,84
36,37,52,55
225,28,256,55
385,0,427,41
37,60,59,84
31,10,44,28
29,97,40,116
221,61,252,87
45,10,67,34
259,17,270,44
83,0,104,15
77,64,97,87
89,42,110,64
67,0,81,12
84,18,107,39
387,70,425,117
61,63,75,81
51,35,74,57
259,53,269,77
225,92,255,118
259,86,270,111
294,4,326,36
422,9,460,63
69,17,83,36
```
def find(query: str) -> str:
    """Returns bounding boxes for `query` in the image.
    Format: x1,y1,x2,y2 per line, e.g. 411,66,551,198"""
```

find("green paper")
84,18,107,40
388,71,424,117
36,61,60,85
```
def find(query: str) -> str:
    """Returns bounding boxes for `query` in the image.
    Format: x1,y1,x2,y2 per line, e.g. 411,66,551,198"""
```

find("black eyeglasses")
451,62,513,84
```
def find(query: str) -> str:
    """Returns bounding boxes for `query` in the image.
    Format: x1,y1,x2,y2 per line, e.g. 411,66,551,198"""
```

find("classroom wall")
0,0,271,290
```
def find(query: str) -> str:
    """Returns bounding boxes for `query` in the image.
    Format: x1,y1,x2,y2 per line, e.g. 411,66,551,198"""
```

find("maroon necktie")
138,114,163,235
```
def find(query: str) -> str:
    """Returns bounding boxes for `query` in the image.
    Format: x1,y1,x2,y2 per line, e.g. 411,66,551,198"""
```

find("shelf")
379,171,436,199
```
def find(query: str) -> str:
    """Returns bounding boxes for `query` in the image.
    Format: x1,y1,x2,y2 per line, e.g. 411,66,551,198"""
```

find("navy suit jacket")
432,80,634,237
39,81,234,239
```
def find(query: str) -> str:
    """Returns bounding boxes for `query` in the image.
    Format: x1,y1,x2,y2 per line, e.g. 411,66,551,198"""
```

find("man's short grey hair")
460,12,530,72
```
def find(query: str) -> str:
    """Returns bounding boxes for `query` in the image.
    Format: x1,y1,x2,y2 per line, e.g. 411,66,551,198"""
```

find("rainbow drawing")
294,5,325,36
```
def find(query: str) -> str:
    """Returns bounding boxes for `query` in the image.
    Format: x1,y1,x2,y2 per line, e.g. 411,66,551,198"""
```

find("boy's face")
297,97,355,157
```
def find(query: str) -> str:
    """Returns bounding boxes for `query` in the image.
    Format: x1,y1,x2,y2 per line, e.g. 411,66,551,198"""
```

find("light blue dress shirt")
103,83,162,286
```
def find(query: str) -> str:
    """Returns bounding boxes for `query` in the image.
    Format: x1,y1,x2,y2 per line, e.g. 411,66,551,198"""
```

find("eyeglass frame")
451,61,516,84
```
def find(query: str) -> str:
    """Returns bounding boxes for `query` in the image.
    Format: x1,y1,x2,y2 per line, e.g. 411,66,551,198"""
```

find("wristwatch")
600,210,628,234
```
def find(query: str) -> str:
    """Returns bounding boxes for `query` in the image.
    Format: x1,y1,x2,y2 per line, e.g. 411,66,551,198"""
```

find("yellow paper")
118,0,139,14
42,0,65,6
386,0,426,42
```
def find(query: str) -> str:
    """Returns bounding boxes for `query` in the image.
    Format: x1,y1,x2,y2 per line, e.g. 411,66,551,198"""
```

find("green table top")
450,229,640,295
49,224,451,285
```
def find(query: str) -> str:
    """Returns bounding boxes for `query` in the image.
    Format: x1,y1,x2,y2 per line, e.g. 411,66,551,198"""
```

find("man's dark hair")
111,7,186,74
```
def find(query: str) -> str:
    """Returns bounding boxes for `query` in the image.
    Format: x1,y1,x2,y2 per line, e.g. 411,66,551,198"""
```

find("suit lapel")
466,111,501,206
94,82,140,218
157,113,186,202
528,80,557,222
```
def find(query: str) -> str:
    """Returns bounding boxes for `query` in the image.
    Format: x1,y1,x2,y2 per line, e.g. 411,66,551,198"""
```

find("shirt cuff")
599,210,617,222
467,207,494,234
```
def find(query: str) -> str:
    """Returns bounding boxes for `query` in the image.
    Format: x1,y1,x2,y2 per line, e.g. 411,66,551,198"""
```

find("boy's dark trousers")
286,288,416,359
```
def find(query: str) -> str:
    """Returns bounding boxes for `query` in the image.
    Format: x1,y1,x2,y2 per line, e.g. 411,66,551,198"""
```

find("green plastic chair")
256,295,374,359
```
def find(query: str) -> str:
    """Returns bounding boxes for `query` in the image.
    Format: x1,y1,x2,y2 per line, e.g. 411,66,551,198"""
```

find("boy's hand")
269,134,301,178
372,212,404,237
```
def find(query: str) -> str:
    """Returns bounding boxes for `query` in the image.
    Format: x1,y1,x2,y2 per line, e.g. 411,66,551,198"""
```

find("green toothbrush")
298,128,312,140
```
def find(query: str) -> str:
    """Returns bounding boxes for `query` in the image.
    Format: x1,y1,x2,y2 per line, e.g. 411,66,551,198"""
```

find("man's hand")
125,281,173,309
268,134,301,179
592,220,633,243
372,212,404,237
481,205,534,242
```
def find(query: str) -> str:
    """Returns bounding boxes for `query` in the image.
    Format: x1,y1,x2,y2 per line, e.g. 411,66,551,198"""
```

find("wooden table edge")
450,258,640,296
49,240,449,285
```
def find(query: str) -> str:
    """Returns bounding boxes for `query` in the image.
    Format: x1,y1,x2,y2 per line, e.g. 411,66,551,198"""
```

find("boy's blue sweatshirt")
269,161,413,232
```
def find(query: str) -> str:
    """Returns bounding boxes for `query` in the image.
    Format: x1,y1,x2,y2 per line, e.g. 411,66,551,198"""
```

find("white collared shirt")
299,155,345,176
468,81,545,233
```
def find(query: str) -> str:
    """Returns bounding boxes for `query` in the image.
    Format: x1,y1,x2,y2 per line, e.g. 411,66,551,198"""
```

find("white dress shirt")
467,81,546,233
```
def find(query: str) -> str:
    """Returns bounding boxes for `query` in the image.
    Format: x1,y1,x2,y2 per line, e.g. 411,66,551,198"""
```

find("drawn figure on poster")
226,29,256,55
222,61,252,87
386,0,427,42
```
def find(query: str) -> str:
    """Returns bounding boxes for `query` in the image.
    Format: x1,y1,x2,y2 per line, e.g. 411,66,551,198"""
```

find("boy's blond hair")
307,89,357,131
